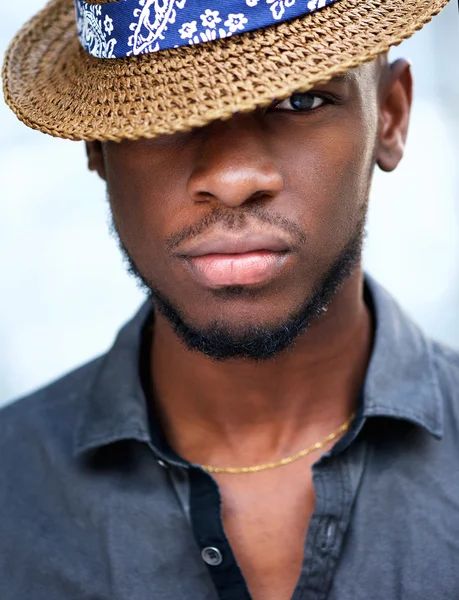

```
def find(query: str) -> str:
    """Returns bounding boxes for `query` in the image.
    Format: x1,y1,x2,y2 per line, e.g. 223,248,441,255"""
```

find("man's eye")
274,93,325,112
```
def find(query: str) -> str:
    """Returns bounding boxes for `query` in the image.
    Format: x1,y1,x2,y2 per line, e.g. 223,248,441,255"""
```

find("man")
1,0,458,598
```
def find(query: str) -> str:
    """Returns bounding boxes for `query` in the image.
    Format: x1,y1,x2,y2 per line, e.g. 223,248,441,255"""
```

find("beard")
111,216,366,362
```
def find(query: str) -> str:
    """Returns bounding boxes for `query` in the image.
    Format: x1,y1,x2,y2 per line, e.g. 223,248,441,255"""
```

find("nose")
187,115,284,208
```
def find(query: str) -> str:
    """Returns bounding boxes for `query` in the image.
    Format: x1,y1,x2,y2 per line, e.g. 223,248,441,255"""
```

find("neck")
150,269,373,466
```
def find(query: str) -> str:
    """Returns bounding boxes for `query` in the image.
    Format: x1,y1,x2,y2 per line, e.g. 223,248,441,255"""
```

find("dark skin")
87,57,412,600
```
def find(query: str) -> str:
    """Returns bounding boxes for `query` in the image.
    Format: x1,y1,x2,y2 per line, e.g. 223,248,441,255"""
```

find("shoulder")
431,339,459,370
423,338,459,441
0,355,104,455
430,339,459,406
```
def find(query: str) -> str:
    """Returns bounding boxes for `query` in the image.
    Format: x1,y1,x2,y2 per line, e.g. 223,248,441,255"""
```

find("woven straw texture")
2,0,449,142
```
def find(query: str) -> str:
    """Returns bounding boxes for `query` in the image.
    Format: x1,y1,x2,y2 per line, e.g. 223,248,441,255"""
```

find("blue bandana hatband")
75,0,340,59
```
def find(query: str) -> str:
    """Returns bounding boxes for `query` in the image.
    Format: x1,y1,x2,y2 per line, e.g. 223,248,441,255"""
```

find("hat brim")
3,0,449,142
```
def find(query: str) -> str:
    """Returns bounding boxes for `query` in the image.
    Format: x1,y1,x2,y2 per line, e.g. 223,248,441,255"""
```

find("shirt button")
157,459,168,468
201,546,223,566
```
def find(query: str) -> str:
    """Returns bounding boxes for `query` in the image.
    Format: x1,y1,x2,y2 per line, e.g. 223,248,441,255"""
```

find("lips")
181,233,291,257
176,231,292,287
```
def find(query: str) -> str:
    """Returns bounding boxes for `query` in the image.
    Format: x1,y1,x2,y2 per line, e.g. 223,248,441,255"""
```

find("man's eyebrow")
309,72,357,89
328,73,354,84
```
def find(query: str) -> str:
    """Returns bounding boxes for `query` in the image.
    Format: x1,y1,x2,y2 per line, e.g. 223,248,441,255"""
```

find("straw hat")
2,0,449,142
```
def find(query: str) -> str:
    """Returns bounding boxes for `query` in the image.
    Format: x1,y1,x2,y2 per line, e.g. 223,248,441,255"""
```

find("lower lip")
185,251,288,287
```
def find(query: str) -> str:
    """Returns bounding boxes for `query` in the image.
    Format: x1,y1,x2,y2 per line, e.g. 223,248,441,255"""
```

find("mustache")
165,206,307,253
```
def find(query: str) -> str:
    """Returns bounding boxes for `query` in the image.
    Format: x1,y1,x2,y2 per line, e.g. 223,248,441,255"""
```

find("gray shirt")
1,276,459,600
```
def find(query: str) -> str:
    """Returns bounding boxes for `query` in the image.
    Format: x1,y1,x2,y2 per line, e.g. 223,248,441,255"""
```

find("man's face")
87,58,411,360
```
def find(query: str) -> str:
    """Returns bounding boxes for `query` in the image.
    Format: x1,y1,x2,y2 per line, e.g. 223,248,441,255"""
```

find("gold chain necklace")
201,413,355,474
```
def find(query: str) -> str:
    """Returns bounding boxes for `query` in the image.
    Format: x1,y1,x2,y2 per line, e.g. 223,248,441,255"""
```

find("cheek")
104,146,191,269
276,121,375,254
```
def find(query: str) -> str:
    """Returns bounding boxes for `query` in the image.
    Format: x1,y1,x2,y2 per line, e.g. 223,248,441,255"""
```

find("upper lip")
176,231,292,258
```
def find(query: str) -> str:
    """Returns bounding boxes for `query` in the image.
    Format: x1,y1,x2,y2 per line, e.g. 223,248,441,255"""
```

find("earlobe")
377,131,406,174
376,59,413,173
85,141,106,180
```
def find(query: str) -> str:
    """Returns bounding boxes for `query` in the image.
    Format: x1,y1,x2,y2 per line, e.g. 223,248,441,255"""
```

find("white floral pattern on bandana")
76,4,117,58
200,9,222,28
75,0,340,59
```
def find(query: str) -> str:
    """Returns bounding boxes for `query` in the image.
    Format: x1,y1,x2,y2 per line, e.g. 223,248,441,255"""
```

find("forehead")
317,60,381,88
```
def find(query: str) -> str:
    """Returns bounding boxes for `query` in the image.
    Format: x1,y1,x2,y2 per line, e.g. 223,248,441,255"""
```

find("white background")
1,1,458,406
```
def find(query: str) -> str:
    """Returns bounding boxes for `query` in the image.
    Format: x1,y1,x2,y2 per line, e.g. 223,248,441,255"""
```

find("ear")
376,59,413,173
85,141,106,180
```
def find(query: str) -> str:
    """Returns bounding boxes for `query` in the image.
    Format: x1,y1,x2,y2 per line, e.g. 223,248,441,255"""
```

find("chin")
192,289,307,328
152,285,322,361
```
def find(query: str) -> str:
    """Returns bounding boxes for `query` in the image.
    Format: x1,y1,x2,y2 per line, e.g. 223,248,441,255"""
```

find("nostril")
192,188,276,207
249,190,275,203
194,191,215,203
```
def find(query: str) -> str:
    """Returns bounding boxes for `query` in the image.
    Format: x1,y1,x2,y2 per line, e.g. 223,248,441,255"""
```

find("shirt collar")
362,274,443,438
73,275,444,456
73,301,153,456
